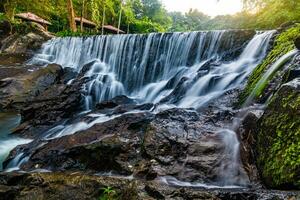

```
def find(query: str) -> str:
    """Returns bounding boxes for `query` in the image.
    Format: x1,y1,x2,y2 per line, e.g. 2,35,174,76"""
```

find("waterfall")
30,31,275,110
8,30,276,186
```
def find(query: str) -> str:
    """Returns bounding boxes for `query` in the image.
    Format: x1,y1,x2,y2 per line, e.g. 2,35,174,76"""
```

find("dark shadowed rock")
20,82,82,125
295,37,300,50
61,67,78,84
238,110,264,186
0,21,12,36
0,64,63,110
96,95,136,110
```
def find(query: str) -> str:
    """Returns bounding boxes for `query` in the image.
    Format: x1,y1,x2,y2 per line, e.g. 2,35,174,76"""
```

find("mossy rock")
239,24,300,105
256,78,300,189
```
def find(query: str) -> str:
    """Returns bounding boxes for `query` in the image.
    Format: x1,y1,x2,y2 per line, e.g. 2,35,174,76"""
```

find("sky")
161,0,243,17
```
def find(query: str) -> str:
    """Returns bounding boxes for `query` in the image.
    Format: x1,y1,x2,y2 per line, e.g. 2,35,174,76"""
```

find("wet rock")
61,67,78,84
295,37,300,50
0,64,63,110
255,78,300,189
20,82,82,126
79,60,99,76
238,110,264,185
282,54,300,83
12,107,248,186
160,77,189,104
0,53,32,68
0,172,298,200
96,95,136,110
219,30,256,61
19,112,153,172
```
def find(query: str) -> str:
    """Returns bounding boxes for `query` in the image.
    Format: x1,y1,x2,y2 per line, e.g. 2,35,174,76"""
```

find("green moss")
239,24,300,105
257,84,300,189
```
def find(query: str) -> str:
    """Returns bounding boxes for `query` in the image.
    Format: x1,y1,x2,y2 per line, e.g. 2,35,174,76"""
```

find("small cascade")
0,113,32,171
5,153,29,172
245,49,299,105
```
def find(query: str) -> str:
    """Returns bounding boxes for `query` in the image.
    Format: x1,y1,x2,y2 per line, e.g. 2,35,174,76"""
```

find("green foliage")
239,24,300,104
0,0,171,34
243,0,300,29
99,186,118,200
0,12,6,22
1,0,300,34
56,30,98,37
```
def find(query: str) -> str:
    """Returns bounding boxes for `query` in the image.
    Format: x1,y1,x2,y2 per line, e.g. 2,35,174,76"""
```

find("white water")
158,176,243,189
3,30,276,187
31,31,275,110
26,31,275,143
0,113,32,171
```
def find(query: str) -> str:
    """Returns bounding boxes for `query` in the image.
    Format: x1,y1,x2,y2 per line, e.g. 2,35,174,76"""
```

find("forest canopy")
0,0,300,34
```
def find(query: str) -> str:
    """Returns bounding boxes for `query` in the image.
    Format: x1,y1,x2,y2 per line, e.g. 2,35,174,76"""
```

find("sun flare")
161,0,243,16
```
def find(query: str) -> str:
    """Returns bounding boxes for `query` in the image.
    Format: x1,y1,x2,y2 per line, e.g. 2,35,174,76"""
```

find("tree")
102,0,106,34
117,0,123,34
80,0,85,32
67,0,77,32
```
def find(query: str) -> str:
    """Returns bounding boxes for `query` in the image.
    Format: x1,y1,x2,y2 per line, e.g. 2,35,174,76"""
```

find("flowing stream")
0,113,32,171
1,30,278,187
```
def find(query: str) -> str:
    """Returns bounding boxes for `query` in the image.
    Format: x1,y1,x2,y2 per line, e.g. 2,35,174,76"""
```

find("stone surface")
0,172,298,200
96,95,136,110
0,64,63,110
5,105,249,187
0,22,53,54
238,110,264,186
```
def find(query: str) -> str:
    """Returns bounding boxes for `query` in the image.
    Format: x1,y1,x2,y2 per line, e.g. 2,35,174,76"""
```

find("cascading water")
3,30,275,187
245,49,299,105
30,31,274,110
0,113,32,171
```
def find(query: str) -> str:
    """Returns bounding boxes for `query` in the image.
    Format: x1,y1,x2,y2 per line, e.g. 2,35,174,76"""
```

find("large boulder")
0,64,63,110
0,22,53,54
255,78,300,189
19,82,82,126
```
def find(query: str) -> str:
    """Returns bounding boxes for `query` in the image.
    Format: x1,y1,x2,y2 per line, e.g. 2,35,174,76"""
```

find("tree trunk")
67,0,77,32
117,0,123,34
80,0,85,33
101,0,106,35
